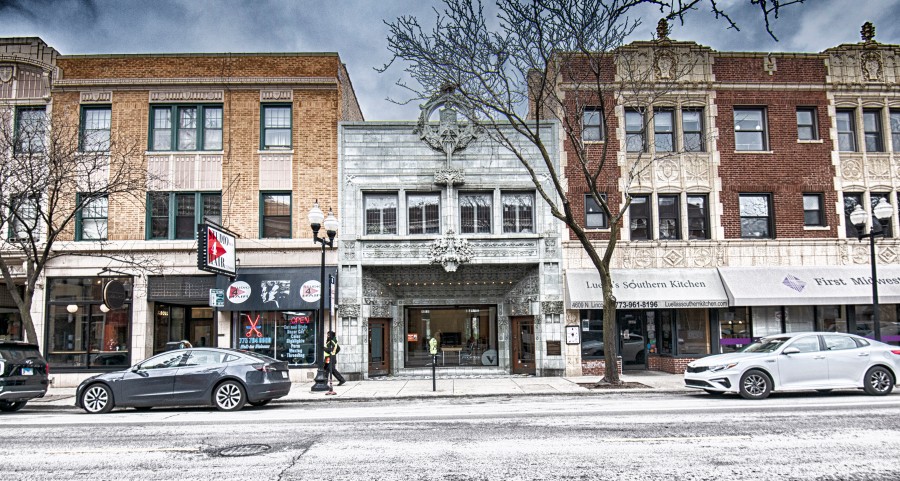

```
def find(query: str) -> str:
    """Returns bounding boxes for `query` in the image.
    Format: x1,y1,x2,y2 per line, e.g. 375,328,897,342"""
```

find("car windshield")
739,337,789,353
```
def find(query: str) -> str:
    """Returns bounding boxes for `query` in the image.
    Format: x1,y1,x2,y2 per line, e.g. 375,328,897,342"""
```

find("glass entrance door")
368,318,390,377
618,310,647,370
511,316,536,375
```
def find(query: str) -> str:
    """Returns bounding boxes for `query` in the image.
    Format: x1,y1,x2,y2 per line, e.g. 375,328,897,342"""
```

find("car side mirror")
782,347,800,355
131,364,142,372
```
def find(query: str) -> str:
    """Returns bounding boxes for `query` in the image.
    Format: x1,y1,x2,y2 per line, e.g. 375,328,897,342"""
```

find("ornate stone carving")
342,240,356,260
80,91,112,103
149,90,223,102
662,249,685,267
430,230,473,272
763,54,777,76
507,300,531,316
370,302,393,318
684,157,710,184
656,158,679,182
345,174,357,185
471,240,539,257
260,90,292,101
623,247,655,268
338,304,361,318
655,49,677,80
868,156,890,181
544,236,558,256
841,158,864,181
542,301,564,315
362,242,433,259
434,168,465,185
0,65,13,83
860,50,883,81
861,21,876,43
415,84,482,156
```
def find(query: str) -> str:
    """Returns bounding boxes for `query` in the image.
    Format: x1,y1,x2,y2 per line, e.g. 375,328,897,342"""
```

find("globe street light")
309,200,338,392
850,197,894,341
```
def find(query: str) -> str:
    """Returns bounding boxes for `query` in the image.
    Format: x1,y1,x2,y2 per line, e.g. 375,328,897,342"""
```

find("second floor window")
582,108,604,142
80,106,111,152
796,108,818,141
148,192,221,240
843,192,863,238
629,195,650,240
584,193,608,229
151,105,223,151
15,106,46,154
734,108,767,151
76,194,108,241
260,193,291,238
407,193,440,234
502,192,534,234
836,109,857,152
891,110,900,152
8,195,38,241
658,195,679,240
625,110,645,152
459,192,492,234
262,105,291,149
863,109,884,152
653,110,674,152
682,109,704,152
365,194,398,235
687,194,709,240
739,194,773,239
803,193,825,227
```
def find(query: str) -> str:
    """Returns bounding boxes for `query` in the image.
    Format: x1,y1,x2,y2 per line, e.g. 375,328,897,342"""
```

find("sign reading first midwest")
197,223,236,277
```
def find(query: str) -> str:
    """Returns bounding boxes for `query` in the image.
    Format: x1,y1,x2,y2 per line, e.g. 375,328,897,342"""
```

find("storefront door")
368,318,391,377
511,316,535,375
618,311,647,370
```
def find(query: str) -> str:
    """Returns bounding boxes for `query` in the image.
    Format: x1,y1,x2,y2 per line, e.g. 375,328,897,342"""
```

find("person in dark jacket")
324,330,346,392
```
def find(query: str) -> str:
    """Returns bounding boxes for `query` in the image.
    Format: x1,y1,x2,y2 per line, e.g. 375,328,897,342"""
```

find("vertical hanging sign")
197,223,237,278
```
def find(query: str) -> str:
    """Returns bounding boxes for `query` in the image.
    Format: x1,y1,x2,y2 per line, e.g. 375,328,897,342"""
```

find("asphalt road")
3,391,900,481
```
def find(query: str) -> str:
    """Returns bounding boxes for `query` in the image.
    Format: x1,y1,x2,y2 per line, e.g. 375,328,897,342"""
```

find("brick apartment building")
0,37,362,386
562,23,900,375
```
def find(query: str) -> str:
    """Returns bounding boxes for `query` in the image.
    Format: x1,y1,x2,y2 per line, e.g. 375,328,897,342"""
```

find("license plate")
21,367,33,376
280,371,288,379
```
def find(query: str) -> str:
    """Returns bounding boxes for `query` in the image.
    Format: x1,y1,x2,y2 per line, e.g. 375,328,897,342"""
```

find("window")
625,110,645,152
365,194,398,235
80,106,111,152
803,193,825,227
8,195,38,241
739,194,773,239
582,108,604,142
459,192,492,234
629,195,650,240
871,193,894,237
823,335,857,351
502,192,535,233
796,108,818,141
891,110,900,152
658,195,679,240
15,106,46,153
150,105,222,151
260,193,291,238
788,335,820,353
682,109,704,152
584,193,608,229
863,109,884,152
843,192,863,238
141,351,187,370
261,104,291,149
733,108,767,151
407,193,440,234
147,192,222,240
653,109,673,152
836,109,857,152
687,194,709,240
76,194,108,241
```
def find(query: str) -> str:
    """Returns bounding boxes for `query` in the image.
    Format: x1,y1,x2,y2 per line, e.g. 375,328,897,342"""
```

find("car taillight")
891,350,900,355
254,363,274,373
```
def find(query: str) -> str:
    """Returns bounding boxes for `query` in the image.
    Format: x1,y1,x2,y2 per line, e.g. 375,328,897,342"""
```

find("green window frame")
8,194,39,241
79,105,111,152
149,105,223,151
75,193,109,241
260,104,292,149
146,192,222,240
260,192,292,238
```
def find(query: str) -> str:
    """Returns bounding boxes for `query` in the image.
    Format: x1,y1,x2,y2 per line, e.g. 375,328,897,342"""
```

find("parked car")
75,348,291,414
582,335,645,363
0,341,50,412
684,332,900,400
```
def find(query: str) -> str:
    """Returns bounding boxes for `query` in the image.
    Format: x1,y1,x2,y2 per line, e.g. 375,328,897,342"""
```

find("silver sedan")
684,332,900,399
76,348,291,413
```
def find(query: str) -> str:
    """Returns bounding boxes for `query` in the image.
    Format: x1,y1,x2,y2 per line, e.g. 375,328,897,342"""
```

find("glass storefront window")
717,307,750,353
752,306,782,337
580,309,604,359
785,305,814,332
154,305,216,354
235,311,317,366
676,310,709,355
0,308,23,341
854,305,900,345
46,277,132,370
658,310,674,354
817,305,847,333
406,306,497,367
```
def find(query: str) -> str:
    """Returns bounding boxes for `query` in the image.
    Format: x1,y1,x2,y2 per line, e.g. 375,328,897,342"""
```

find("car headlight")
708,362,738,372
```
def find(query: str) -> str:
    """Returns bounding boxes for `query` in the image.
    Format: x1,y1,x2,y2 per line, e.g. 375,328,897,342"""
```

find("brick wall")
581,357,623,376
647,355,696,374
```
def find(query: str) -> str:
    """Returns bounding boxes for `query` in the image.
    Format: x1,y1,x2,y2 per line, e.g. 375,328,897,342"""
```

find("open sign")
289,316,311,325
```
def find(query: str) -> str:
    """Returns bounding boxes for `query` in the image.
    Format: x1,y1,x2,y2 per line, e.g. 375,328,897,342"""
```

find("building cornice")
52,76,338,90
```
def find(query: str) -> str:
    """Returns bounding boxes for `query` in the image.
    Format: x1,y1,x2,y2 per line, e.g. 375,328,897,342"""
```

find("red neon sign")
243,314,263,338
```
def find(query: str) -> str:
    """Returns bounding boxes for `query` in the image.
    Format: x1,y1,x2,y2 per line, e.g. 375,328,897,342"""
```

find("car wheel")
248,399,272,407
0,401,27,412
739,369,772,400
214,381,246,411
81,383,114,414
863,366,894,396
703,389,724,396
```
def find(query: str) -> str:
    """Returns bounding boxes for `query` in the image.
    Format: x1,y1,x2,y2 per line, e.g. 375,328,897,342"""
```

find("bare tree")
0,103,157,345
382,0,802,383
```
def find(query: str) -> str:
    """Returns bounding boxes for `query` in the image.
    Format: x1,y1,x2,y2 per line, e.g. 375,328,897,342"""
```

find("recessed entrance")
511,316,535,375
368,318,391,377
153,304,215,354
405,306,498,367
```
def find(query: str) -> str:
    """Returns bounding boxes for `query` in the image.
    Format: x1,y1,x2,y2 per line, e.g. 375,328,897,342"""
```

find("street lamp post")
309,200,339,392
850,198,893,342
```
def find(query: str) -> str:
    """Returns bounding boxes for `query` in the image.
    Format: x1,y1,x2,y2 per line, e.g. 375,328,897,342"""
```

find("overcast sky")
1,0,899,120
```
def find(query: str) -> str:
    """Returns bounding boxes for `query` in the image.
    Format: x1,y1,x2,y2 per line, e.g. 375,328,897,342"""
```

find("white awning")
717,265,900,306
565,268,729,310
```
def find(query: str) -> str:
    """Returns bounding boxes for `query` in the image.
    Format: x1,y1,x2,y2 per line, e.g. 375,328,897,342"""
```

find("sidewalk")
31,371,689,409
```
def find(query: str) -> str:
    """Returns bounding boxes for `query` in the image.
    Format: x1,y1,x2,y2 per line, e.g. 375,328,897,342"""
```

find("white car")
684,332,900,400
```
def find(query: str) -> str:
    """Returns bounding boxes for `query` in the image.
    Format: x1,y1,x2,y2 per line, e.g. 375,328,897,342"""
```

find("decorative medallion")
654,50,677,80
342,240,356,261
542,301,564,316
429,230,474,272
656,158,679,182
763,55,777,76
841,158,864,181
860,50,883,81
0,65,14,84
868,157,890,180
338,303,361,318
434,168,465,185
415,84,482,157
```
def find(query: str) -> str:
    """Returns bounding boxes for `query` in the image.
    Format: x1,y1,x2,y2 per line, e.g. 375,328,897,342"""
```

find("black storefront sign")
216,267,335,311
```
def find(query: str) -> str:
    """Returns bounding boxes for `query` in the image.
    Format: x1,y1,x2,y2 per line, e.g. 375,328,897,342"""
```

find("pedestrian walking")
324,330,345,395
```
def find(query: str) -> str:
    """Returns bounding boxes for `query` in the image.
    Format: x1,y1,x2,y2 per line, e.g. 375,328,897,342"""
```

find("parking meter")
429,336,438,391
